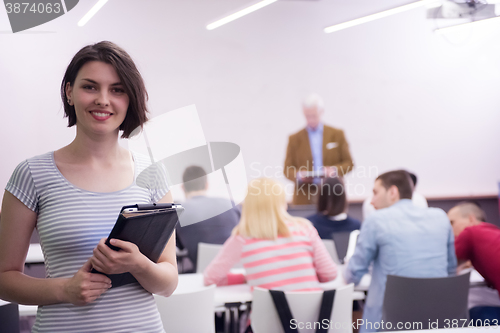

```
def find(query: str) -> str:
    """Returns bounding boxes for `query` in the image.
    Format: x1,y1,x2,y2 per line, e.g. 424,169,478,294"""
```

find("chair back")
251,284,354,333
154,284,216,333
330,232,350,264
330,230,359,264
322,239,341,265
344,230,359,263
196,242,242,273
0,302,20,333
382,272,470,330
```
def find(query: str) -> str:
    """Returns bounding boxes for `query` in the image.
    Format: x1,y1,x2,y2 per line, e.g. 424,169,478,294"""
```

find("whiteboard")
1,0,499,204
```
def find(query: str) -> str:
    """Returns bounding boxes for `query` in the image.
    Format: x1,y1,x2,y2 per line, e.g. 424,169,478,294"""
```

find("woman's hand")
63,259,112,306
90,238,145,275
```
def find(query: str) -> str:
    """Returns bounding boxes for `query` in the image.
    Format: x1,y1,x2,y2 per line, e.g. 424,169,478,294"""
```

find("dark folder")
92,203,183,288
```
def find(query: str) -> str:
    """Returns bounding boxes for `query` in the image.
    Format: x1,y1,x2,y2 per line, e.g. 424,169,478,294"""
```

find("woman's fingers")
90,258,110,275
88,281,112,291
109,239,135,252
81,258,93,272
92,248,109,265
89,271,111,283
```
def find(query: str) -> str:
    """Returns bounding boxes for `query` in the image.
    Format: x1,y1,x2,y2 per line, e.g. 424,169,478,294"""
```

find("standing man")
345,170,456,332
284,94,354,205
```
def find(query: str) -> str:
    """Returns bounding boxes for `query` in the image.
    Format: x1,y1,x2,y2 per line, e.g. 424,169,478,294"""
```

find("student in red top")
448,201,500,322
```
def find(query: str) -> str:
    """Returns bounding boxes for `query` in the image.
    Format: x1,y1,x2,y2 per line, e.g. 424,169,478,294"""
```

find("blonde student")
204,178,337,291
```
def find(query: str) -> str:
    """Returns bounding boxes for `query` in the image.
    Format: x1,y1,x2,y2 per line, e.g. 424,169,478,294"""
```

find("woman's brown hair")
60,41,148,138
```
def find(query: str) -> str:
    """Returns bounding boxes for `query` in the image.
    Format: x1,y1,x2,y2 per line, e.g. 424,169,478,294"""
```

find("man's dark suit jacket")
284,125,354,205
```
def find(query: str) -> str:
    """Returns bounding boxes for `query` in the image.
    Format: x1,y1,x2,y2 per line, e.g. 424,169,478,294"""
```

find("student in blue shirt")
345,170,456,332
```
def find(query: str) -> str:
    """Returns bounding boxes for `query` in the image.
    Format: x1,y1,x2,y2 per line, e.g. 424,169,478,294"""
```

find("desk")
470,269,486,286
176,273,365,333
26,244,44,264
339,266,484,292
176,273,366,306
0,300,37,317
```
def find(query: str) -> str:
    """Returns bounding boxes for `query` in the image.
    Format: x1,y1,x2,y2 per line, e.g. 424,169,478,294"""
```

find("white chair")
251,284,354,333
322,239,341,265
154,284,216,333
196,242,242,273
344,230,360,262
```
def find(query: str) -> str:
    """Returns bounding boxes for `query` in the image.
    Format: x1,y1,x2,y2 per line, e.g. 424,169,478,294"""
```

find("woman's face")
66,61,129,137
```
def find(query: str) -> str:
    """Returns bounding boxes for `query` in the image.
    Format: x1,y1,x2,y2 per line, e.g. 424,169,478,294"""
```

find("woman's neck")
64,129,125,163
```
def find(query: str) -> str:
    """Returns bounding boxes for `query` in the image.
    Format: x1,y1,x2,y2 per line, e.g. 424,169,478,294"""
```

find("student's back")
203,178,338,291
346,170,456,333
176,196,240,269
307,213,360,239
348,200,456,332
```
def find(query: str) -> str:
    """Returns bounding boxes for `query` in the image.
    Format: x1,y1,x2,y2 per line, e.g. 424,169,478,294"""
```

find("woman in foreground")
0,41,176,332
204,178,337,291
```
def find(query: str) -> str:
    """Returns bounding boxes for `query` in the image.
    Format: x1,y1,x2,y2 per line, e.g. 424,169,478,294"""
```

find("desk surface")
4,267,484,318
26,244,44,264
0,300,38,317
176,272,366,307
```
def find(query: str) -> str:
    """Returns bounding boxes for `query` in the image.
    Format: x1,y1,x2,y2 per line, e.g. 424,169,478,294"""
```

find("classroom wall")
1,0,499,205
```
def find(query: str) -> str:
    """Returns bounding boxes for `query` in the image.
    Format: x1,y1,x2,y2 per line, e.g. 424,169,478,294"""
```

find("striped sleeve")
203,235,245,286
308,226,337,282
5,160,38,212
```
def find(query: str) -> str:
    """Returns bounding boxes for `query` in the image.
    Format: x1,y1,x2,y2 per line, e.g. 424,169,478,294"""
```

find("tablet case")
92,203,183,288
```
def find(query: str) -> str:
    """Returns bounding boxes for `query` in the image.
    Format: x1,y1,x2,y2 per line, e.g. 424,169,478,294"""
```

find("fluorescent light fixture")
434,16,500,34
78,0,109,27
324,0,440,34
206,0,278,30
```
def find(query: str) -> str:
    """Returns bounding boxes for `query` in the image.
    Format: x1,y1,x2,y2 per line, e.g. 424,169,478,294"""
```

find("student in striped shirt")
204,178,337,291
0,41,175,333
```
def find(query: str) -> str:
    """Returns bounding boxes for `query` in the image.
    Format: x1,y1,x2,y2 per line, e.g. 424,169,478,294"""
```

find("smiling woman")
61,41,148,139
0,41,176,333
66,61,130,138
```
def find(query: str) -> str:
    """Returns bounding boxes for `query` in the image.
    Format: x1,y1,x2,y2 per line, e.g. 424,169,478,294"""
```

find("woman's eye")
112,88,125,93
83,85,95,90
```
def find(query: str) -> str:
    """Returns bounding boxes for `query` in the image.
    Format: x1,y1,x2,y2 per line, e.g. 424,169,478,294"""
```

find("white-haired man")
284,94,354,205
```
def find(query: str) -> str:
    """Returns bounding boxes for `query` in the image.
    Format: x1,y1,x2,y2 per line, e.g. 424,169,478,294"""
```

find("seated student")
176,166,240,271
204,178,337,291
307,177,361,239
448,202,500,321
345,170,456,333
362,171,427,220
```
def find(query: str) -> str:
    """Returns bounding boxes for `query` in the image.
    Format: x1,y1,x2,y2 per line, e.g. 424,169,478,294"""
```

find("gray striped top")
6,151,169,333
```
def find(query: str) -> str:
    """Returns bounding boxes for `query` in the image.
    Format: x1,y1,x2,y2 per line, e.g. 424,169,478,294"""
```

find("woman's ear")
65,82,73,105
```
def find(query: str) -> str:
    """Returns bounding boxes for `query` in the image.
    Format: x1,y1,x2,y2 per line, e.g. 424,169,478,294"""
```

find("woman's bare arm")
0,191,111,305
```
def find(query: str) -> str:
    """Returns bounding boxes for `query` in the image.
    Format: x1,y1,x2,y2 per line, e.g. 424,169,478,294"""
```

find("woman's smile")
90,110,113,121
